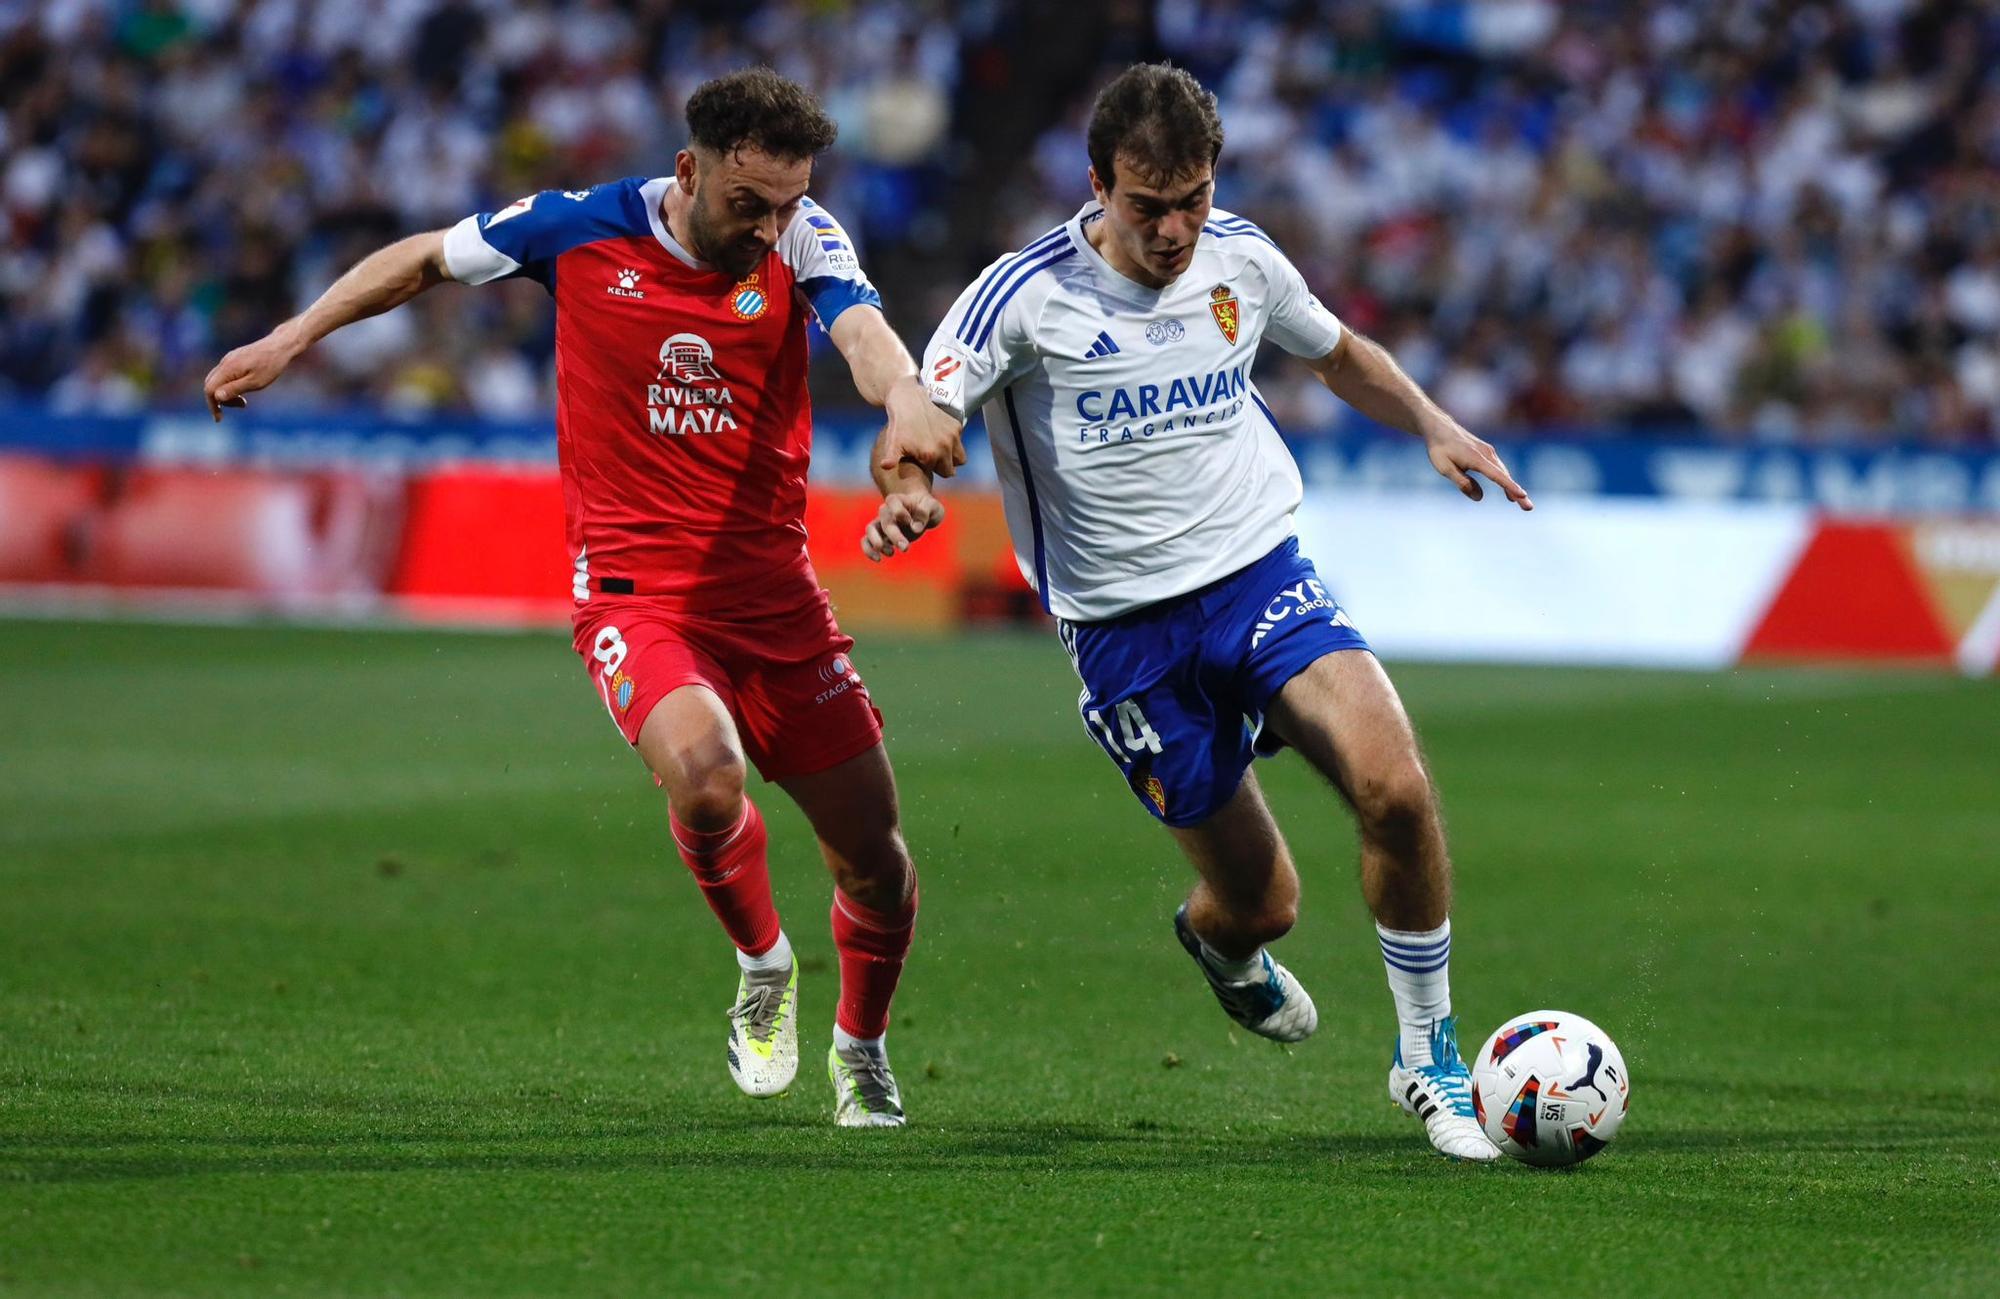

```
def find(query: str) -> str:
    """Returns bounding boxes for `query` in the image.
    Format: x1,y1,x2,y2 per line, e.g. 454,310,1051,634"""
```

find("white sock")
832,1024,884,1056
1378,919,1452,1067
1199,938,1266,984
738,930,793,976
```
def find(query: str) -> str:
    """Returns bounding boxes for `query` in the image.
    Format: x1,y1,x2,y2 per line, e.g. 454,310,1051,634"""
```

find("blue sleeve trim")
477,177,650,280
797,275,882,329
1202,222,1279,250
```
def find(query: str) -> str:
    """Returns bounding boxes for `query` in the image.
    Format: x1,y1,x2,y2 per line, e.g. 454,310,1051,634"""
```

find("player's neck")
1086,217,1174,292
660,183,708,269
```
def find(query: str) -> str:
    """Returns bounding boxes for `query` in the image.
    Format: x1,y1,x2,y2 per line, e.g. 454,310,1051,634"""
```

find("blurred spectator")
4,0,2000,449
1011,0,2000,446
1,0,963,413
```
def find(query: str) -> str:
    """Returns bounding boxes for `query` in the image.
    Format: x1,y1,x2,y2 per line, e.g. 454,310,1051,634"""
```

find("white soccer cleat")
1389,1016,1502,1162
725,961,798,1098
1173,904,1319,1042
827,1041,906,1128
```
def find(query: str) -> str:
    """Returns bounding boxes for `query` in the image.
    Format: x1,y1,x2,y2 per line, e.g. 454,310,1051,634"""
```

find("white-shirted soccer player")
867,64,1533,1162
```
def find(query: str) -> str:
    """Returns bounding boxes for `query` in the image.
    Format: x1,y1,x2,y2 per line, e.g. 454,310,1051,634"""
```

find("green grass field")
2,618,1996,1296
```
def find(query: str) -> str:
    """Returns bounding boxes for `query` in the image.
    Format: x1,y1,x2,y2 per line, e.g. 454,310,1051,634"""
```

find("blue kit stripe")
1002,385,1051,615
958,228,1068,344
970,245,1077,350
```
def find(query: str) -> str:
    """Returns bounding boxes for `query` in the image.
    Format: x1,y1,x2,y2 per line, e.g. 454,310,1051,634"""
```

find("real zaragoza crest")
1207,283,1239,344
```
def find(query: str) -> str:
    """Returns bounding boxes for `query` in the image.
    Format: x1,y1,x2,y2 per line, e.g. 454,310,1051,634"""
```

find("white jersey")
922,202,1344,621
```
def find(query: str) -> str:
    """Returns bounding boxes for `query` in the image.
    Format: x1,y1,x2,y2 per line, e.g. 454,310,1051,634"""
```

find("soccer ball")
1471,1010,1629,1167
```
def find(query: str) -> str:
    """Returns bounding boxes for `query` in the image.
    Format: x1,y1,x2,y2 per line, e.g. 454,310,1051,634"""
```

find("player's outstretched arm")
828,305,965,479
1308,331,1533,511
202,231,453,421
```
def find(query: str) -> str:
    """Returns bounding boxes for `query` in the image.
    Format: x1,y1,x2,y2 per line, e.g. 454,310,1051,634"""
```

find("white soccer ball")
1471,1010,1630,1167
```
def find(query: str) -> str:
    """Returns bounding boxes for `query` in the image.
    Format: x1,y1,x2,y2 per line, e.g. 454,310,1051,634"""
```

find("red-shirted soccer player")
201,71,965,1128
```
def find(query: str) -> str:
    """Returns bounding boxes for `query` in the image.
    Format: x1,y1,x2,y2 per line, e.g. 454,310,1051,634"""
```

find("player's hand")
1423,420,1533,511
202,328,302,421
878,380,966,479
863,487,946,562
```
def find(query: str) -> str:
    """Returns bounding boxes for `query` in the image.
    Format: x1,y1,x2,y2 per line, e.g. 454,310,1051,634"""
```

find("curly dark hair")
685,67,838,161
1086,63,1224,189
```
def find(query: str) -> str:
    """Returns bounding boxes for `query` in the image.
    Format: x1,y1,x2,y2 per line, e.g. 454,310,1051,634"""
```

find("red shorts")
572,592,884,782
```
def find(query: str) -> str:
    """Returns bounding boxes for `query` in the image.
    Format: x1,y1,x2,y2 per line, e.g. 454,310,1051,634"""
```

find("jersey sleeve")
920,255,1041,423
1260,241,1345,359
778,197,882,331
442,181,646,291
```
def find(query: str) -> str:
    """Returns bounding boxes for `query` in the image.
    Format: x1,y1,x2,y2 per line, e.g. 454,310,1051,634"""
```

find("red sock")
830,881,917,1039
670,799,781,958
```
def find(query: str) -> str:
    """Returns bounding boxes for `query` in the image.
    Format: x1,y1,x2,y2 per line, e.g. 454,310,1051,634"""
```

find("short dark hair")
685,68,837,161
1086,63,1224,190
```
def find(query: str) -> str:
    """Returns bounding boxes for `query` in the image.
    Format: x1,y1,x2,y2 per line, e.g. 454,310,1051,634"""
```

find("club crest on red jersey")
728,274,769,321
1208,284,1239,345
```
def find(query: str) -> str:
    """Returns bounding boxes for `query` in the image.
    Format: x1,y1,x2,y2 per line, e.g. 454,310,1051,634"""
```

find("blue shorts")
1058,537,1371,828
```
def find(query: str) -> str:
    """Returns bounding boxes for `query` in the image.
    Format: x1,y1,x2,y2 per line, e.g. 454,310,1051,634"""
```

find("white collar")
639,176,709,270
1069,202,1174,305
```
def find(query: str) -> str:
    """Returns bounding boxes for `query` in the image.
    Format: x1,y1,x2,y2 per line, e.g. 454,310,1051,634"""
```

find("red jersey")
441,177,880,616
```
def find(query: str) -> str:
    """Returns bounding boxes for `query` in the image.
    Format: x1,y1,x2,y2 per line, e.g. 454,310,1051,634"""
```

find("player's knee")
1257,864,1301,941
1355,760,1436,844
666,744,748,831
1207,895,1295,948
836,828,914,913
1247,896,1298,945
1211,866,1297,947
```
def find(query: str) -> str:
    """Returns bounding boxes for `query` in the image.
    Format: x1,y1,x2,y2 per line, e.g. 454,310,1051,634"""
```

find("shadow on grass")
6,1069,1996,1186
2,1117,1432,1184
10,1116,1991,1187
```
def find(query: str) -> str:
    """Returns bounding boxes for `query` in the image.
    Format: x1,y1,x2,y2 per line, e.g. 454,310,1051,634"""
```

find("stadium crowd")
4,0,1998,446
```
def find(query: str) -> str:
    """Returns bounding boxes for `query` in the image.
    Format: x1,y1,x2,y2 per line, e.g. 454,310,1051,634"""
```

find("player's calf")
830,882,917,1044
1349,761,1450,928
825,882,915,1127
670,798,799,1097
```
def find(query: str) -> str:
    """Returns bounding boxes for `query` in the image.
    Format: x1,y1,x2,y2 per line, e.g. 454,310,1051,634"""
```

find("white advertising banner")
1294,491,1815,669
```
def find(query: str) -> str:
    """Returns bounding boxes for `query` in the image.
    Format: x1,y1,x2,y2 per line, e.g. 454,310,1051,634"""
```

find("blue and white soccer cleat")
725,961,798,1098
828,1041,906,1128
1388,1016,1501,1162
1173,903,1319,1042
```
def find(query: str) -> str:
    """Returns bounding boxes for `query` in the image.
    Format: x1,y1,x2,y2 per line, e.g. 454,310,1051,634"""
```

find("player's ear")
1088,165,1109,203
675,148,699,194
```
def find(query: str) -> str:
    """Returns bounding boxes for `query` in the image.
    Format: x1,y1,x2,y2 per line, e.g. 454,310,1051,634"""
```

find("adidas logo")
1083,330,1121,359
608,267,645,300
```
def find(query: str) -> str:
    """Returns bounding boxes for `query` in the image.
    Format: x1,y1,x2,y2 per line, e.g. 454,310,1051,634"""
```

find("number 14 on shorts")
1085,699,1162,767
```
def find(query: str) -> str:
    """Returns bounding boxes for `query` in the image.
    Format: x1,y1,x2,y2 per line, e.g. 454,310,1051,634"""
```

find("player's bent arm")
829,305,966,479
1306,331,1534,511
203,231,453,420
